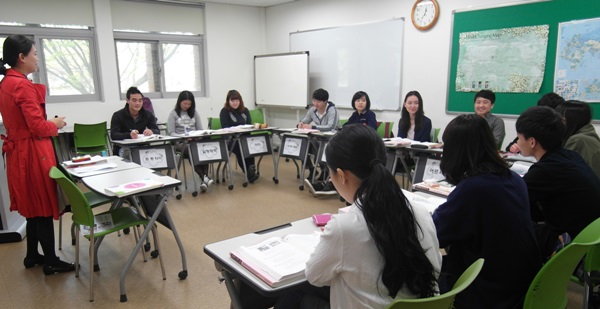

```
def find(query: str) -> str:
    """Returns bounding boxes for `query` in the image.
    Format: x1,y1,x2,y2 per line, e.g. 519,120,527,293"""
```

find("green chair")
249,109,265,124
49,166,165,302
73,122,111,156
523,217,600,309
377,121,395,138
208,117,222,130
385,258,484,309
432,128,441,143
55,164,116,249
339,119,348,127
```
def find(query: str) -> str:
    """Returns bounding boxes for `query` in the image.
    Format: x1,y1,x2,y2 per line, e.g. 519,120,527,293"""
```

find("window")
0,25,101,103
114,32,205,99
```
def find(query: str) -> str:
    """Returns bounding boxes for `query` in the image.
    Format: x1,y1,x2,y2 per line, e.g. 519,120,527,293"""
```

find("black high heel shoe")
23,255,45,268
43,259,75,275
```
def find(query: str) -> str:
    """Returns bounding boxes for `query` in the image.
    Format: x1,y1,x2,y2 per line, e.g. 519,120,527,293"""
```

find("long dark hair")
174,90,196,118
555,100,592,141
399,91,425,136
325,124,437,298
0,34,34,75
441,114,509,185
224,89,246,112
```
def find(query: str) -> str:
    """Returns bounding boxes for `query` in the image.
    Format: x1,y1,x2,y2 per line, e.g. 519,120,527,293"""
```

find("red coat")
0,69,60,219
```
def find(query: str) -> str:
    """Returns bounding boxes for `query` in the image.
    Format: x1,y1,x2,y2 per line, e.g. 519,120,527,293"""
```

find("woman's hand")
51,116,67,129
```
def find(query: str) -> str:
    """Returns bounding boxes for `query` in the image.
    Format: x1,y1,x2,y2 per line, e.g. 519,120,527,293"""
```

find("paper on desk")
63,155,108,167
68,162,118,177
122,134,160,142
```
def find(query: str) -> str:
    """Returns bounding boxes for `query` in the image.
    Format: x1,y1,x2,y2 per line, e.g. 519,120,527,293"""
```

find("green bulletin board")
447,0,600,120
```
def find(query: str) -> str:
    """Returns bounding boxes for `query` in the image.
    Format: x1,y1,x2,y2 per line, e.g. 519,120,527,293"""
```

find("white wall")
263,0,600,149
33,0,600,147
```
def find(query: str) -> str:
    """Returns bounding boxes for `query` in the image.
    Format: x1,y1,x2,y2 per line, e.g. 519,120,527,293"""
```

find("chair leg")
75,226,80,278
89,232,95,302
58,216,63,250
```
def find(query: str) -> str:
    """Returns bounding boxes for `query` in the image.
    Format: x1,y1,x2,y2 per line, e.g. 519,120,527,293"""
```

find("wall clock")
411,0,440,31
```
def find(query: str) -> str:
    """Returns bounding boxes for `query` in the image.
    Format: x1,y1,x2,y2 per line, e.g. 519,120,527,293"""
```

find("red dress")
0,69,60,219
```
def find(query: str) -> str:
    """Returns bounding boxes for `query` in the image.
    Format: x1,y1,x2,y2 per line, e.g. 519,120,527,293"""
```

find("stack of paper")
410,141,443,149
104,178,164,197
383,138,412,147
230,233,321,288
63,155,108,167
413,179,455,197
81,213,114,236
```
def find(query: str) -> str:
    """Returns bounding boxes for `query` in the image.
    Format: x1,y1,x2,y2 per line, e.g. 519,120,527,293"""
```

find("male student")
474,89,505,149
297,88,339,181
110,86,160,156
515,106,600,259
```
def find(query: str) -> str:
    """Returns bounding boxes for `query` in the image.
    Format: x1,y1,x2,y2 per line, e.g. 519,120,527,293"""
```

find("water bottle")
101,150,107,157
184,125,189,136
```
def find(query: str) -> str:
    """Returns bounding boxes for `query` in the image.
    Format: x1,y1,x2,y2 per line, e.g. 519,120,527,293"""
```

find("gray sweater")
167,109,203,135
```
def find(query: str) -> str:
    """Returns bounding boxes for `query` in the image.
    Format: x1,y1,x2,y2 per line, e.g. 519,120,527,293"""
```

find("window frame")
0,25,102,103
113,31,206,100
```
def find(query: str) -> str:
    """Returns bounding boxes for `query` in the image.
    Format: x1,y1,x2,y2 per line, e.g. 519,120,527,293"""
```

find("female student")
0,34,75,275
346,91,377,130
167,90,213,192
296,124,442,308
432,114,541,308
219,89,258,182
555,100,600,180
397,91,432,142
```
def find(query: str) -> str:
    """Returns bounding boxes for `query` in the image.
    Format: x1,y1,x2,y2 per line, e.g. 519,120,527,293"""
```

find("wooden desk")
82,167,187,302
203,218,321,309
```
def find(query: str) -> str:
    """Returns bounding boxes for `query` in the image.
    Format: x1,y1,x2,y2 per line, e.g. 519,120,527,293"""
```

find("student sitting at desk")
110,86,160,156
432,114,541,309
397,90,432,142
505,92,564,154
306,91,377,196
345,90,377,130
474,90,504,149
516,106,600,258
279,124,441,309
555,100,600,180
168,90,213,192
219,89,259,182
298,88,339,181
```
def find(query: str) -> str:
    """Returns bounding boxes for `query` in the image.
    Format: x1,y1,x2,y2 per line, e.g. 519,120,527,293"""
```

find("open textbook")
230,233,321,288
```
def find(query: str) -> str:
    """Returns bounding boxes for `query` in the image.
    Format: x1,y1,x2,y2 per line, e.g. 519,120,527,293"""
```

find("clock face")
412,0,439,30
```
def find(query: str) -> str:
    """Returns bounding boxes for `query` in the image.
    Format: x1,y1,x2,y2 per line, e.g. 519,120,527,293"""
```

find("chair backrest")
523,217,600,309
376,121,395,138
249,109,265,124
208,117,222,130
73,122,109,155
385,258,484,309
49,166,95,227
431,128,441,143
339,119,348,127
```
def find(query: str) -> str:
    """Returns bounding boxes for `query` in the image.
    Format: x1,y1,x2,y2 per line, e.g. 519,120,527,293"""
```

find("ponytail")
326,124,437,298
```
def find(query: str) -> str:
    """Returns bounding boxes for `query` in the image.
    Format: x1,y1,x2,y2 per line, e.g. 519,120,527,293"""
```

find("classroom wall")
263,0,600,148
10,0,599,149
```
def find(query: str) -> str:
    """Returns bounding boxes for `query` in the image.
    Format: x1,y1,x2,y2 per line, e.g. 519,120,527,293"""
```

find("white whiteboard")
254,52,309,108
290,19,404,111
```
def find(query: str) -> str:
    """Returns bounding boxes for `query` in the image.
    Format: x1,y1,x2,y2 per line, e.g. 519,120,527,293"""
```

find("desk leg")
221,270,243,309
395,149,412,188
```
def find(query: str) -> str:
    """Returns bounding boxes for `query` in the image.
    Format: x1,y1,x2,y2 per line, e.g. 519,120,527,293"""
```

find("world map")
554,17,600,102
456,25,549,93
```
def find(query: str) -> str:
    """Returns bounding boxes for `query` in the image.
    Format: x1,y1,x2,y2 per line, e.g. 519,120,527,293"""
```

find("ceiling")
141,0,297,7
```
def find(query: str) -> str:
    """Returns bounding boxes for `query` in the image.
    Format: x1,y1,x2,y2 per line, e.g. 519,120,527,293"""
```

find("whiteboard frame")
254,51,310,109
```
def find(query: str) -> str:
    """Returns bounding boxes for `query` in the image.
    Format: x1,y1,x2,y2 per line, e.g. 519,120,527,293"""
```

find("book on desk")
413,179,455,197
229,233,321,288
104,178,164,197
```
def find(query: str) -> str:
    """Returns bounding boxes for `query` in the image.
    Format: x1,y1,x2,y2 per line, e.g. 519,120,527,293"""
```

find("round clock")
411,0,440,31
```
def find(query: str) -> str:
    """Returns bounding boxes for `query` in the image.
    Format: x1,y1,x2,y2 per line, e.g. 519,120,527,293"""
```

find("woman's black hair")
351,91,371,111
398,91,425,137
325,124,437,298
1,34,34,76
441,114,509,185
555,100,592,141
174,90,196,118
